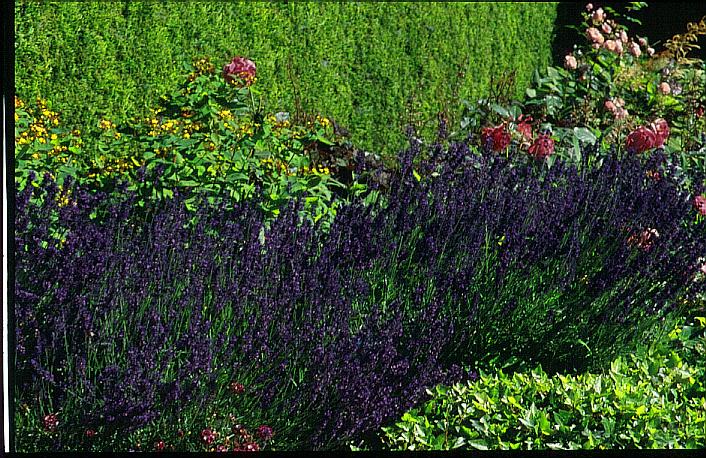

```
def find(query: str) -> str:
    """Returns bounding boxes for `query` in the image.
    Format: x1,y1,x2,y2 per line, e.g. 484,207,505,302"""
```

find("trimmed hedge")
375,316,706,450
14,1,558,157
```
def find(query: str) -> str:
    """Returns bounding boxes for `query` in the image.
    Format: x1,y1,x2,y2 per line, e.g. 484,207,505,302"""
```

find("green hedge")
15,1,558,157
374,316,706,450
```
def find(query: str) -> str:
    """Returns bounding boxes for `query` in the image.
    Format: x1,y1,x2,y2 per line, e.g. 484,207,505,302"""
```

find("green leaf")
468,440,489,450
491,103,510,118
573,127,597,144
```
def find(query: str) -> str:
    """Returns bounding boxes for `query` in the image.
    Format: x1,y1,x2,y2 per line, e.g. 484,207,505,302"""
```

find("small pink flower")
216,444,229,452
586,3,594,11
586,27,605,44
628,42,642,57
694,195,706,216
647,47,655,56
43,413,59,432
592,8,606,24
616,107,629,119
649,118,670,147
564,54,578,70
604,99,617,113
701,263,706,275
601,22,612,34
626,126,657,153
614,39,624,54
256,425,274,441
658,82,671,94
619,30,629,43
603,40,618,53
592,43,601,50
229,381,245,395
243,442,260,452
85,429,97,438
528,133,555,160
201,428,217,445
223,56,257,87
638,37,648,47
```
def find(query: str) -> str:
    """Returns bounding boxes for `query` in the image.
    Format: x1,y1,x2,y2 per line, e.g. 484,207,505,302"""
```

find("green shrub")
375,315,706,450
14,1,558,158
14,56,360,226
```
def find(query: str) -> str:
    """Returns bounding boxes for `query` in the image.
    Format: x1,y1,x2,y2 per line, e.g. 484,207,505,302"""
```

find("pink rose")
647,47,655,56
629,42,642,57
528,133,555,160
592,8,606,24
658,82,671,94
564,54,578,70
619,30,629,43
603,40,618,53
694,195,706,216
638,37,647,47
604,99,617,113
222,56,257,86
586,27,605,44
602,22,612,34
649,118,670,147
614,39,624,54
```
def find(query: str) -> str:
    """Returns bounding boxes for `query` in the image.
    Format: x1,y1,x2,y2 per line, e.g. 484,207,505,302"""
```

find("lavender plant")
14,132,706,451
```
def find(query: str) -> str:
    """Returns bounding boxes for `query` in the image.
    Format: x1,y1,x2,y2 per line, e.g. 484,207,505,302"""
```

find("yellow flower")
218,109,233,120
183,132,190,139
31,153,40,160
50,133,58,140
114,132,122,140
38,137,46,144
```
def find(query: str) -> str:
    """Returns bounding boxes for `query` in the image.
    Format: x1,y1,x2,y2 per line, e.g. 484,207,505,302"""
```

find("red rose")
528,133,555,160
223,57,257,86
481,125,511,152
625,126,657,154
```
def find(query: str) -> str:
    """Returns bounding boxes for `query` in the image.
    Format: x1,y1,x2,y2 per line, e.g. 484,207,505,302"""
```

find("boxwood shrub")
375,315,706,450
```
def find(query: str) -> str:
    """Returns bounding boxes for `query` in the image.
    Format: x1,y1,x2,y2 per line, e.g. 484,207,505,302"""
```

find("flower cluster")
223,56,257,87
582,4,654,56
